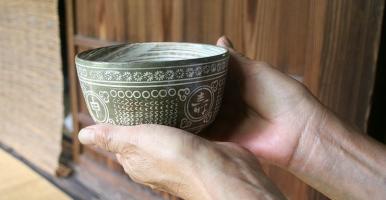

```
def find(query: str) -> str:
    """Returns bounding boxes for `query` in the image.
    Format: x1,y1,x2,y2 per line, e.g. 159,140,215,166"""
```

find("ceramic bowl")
75,42,229,133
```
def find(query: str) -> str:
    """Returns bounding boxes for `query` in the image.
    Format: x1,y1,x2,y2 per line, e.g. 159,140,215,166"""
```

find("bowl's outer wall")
76,55,229,133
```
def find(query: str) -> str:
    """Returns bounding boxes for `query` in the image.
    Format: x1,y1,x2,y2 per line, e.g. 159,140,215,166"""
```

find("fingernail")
78,128,95,144
219,36,234,48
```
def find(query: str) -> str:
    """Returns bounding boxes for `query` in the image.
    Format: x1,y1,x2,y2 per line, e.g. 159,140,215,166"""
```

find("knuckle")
126,171,142,183
120,161,141,182
124,166,150,185
255,61,271,68
95,125,113,151
218,141,240,149
245,61,271,76
122,155,153,183
293,81,312,101
216,142,254,158
217,142,242,153
177,135,197,157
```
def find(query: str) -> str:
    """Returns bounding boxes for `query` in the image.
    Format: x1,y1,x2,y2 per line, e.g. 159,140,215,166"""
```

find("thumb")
216,36,249,63
78,124,140,153
78,124,191,153
216,36,234,48
216,36,266,76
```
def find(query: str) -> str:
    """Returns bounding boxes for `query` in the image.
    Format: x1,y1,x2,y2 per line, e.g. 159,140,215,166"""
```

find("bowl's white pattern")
76,43,229,133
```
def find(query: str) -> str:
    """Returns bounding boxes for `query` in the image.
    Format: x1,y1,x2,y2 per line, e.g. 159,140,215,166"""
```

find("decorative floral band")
76,60,228,83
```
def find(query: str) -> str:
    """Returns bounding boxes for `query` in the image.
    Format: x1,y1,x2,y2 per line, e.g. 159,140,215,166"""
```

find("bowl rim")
75,42,229,69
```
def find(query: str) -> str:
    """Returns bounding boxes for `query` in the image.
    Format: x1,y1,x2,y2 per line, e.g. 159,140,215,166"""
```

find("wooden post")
65,0,80,162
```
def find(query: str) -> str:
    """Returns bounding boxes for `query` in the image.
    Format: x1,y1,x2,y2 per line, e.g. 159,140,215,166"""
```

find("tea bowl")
75,42,229,133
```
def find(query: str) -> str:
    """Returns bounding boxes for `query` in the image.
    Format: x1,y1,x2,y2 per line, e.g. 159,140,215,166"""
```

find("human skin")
79,124,286,200
79,36,386,200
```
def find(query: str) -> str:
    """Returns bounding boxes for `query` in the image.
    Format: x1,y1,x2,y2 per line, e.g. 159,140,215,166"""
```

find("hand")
78,124,286,200
204,36,326,168
209,37,386,200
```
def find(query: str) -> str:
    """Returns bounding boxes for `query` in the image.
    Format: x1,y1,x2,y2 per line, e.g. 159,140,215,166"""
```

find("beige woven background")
0,0,63,174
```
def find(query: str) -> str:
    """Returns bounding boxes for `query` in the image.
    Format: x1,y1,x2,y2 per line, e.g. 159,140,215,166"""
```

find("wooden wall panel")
318,1,384,131
68,0,384,199
73,0,332,76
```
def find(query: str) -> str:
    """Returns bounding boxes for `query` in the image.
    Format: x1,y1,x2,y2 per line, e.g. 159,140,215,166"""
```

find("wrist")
287,105,386,199
190,143,285,200
287,100,329,173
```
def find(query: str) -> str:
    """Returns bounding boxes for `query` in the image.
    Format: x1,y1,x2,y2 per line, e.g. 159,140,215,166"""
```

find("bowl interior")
77,42,227,64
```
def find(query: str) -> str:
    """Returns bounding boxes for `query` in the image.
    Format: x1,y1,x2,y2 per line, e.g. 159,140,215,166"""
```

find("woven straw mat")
0,0,63,174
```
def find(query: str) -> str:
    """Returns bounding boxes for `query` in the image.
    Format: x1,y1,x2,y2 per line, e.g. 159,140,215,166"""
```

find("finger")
216,36,269,77
78,124,189,153
216,36,234,48
78,124,137,153
218,37,292,85
216,36,253,65
116,153,124,163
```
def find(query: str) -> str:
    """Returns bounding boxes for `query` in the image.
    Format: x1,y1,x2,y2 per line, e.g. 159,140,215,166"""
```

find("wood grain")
76,155,163,200
65,0,81,162
74,35,124,49
67,0,384,199
318,0,384,131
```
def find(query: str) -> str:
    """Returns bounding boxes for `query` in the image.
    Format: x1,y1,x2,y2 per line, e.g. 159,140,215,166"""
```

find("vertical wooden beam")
302,0,327,95
318,0,384,131
65,0,80,162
